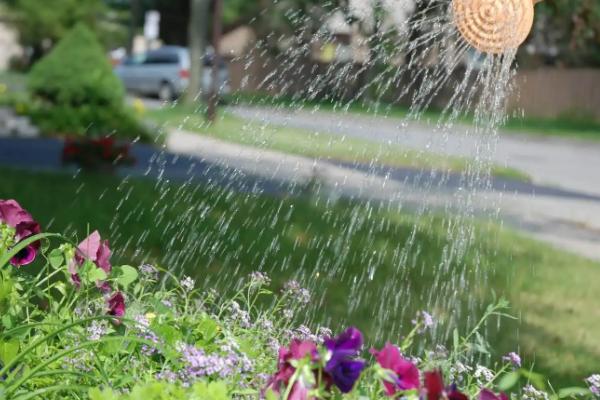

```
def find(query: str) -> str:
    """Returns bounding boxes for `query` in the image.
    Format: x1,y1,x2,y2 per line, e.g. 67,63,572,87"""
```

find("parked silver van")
114,46,230,101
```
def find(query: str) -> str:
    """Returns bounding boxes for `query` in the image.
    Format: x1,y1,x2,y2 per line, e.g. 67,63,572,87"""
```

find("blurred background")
0,0,599,389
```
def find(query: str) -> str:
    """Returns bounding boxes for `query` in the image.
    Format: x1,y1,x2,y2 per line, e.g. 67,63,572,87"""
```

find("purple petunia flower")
371,343,420,396
323,327,366,393
70,231,112,291
480,389,508,400
0,199,41,267
107,292,126,318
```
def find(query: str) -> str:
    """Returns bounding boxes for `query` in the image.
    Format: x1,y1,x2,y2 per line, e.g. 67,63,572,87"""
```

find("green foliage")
7,0,127,52
0,184,599,398
89,381,231,400
222,0,341,42
29,24,123,107
27,24,148,139
529,0,600,67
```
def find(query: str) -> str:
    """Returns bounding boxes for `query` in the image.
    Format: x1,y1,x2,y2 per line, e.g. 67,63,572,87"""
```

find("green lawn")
147,105,528,181
2,167,599,387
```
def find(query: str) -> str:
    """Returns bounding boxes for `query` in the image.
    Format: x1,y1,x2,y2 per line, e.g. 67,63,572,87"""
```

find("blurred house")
311,11,369,65
0,20,22,71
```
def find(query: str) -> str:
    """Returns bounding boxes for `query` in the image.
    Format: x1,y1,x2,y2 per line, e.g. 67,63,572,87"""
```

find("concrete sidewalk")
230,106,600,198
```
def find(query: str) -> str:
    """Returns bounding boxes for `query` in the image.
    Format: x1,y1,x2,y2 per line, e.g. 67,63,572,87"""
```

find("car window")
123,56,144,66
144,51,180,65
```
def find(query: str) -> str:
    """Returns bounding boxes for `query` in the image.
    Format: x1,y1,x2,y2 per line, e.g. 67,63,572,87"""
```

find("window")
143,51,180,65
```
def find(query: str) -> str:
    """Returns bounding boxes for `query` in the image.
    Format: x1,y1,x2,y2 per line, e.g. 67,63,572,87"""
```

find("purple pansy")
480,389,508,400
371,343,420,396
70,231,112,291
0,199,41,267
324,327,366,393
107,292,126,318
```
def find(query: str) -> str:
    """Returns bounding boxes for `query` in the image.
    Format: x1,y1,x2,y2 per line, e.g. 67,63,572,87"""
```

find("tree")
7,0,128,63
528,0,600,66
28,24,147,139
184,0,210,105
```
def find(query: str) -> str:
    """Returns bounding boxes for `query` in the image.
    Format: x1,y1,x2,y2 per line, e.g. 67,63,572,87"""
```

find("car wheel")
158,82,174,101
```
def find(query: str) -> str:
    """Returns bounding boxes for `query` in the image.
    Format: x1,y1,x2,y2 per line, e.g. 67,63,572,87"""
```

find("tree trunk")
362,0,383,103
185,0,210,105
207,0,223,122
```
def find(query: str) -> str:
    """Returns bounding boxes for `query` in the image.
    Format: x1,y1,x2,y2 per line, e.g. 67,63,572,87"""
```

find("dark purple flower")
0,199,41,267
107,292,126,318
424,370,469,400
70,231,112,290
324,327,365,393
479,389,508,400
371,343,420,396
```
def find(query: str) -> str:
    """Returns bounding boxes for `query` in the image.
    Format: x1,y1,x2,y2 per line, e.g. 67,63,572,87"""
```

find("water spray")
453,0,544,54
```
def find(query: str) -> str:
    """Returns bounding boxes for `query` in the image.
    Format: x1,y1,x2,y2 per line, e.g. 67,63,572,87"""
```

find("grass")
2,167,599,387
228,93,600,141
147,105,529,181
504,114,600,140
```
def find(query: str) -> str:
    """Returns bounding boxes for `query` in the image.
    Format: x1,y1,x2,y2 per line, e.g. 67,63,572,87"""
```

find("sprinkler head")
452,0,544,54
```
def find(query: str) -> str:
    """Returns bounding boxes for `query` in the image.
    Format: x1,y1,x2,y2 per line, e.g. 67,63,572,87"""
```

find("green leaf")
520,370,547,391
154,323,182,346
78,260,96,283
191,381,229,400
265,388,278,400
87,267,108,283
497,371,520,391
48,249,64,269
1,315,12,330
89,387,118,400
114,265,139,289
453,328,459,350
558,387,592,398
196,315,220,343
0,340,19,365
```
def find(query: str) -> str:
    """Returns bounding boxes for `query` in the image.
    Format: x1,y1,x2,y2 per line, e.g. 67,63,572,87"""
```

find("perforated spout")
453,0,544,54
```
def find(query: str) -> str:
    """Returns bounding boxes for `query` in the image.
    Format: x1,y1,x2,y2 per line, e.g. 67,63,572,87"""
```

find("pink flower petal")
77,231,101,262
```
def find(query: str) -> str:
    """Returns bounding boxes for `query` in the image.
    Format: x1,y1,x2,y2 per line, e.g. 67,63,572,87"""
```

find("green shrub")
27,23,149,140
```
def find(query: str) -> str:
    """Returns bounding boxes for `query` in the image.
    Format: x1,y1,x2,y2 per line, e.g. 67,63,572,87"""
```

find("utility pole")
185,0,210,106
206,0,223,122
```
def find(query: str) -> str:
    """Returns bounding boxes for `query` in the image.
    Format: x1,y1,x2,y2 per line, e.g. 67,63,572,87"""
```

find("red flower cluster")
62,136,135,170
